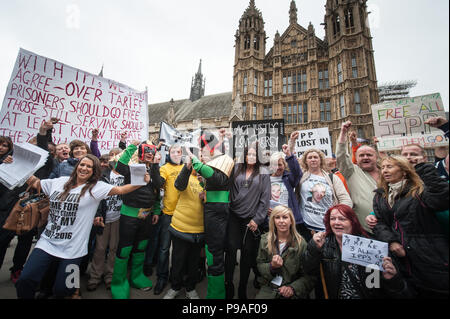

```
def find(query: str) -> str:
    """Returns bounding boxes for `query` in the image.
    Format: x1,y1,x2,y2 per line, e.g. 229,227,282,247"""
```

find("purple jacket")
282,154,304,224
90,140,101,158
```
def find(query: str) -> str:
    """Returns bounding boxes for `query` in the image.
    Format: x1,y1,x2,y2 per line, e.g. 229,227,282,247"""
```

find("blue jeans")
16,248,83,299
156,214,172,282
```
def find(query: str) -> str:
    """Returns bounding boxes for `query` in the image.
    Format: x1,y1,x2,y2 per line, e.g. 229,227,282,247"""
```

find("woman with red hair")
303,204,410,299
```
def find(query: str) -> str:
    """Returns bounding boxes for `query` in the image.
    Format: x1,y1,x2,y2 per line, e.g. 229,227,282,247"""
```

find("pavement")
0,237,258,299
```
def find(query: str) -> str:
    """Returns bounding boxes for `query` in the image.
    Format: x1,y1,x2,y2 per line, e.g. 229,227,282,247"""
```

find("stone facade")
148,0,379,147
233,0,379,147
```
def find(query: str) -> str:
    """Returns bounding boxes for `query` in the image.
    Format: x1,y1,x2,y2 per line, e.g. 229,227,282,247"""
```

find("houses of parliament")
149,0,379,146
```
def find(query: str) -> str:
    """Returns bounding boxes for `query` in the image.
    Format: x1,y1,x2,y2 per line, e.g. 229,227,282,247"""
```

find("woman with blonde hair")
268,132,303,232
373,155,449,298
255,205,315,299
297,149,352,241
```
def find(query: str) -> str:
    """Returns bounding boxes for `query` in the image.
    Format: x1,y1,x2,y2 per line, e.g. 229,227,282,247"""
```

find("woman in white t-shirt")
298,149,353,241
16,154,147,299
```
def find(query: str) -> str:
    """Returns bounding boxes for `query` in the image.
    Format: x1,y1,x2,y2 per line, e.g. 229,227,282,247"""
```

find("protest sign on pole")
294,127,332,158
341,234,388,271
232,119,285,164
159,121,201,165
159,121,201,149
371,93,448,151
0,48,149,153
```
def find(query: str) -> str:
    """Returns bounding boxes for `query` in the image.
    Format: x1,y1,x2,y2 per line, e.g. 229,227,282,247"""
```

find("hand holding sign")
3,155,13,164
425,116,448,128
184,145,194,160
381,257,397,280
342,234,388,271
153,152,161,164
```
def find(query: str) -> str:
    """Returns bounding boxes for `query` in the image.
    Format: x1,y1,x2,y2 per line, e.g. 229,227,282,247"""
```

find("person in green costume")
185,129,234,299
111,141,161,299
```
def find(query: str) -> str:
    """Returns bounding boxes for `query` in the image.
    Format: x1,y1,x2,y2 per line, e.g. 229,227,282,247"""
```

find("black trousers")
204,203,229,276
117,214,152,257
170,234,202,292
0,227,36,272
224,213,260,298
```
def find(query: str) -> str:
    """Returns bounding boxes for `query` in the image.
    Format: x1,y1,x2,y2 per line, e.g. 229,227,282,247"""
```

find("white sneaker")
163,288,181,299
185,289,200,299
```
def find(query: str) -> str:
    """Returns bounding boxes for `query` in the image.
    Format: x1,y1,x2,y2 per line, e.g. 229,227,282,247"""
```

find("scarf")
387,180,406,208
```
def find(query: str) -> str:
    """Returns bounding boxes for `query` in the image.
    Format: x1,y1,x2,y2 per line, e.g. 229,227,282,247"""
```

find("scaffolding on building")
378,80,418,102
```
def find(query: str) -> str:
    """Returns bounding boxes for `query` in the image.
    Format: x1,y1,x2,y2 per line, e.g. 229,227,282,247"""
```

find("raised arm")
108,172,149,196
336,121,355,179
174,163,193,191
90,129,101,158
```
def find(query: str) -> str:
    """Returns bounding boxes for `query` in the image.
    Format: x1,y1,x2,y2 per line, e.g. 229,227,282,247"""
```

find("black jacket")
115,161,160,209
303,236,411,299
373,163,449,295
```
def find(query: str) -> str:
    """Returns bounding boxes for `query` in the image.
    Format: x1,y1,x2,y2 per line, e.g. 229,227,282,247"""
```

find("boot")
130,252,153,290
130,240,153,290
206,274,225,299
111,246,132,299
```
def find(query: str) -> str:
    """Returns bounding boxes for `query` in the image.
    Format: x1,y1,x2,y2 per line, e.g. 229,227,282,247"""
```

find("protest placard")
0,143,48,190
232,119,285,163
371,93,448,151
0,48,149,153
294,127,332,158
341,234,388,271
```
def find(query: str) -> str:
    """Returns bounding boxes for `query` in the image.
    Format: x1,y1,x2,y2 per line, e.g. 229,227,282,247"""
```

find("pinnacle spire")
289,0,298,25
190,59,205,102
197,59,202,74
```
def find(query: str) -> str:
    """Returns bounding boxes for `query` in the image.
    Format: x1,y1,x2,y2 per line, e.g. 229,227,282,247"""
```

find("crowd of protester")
0,115,448,299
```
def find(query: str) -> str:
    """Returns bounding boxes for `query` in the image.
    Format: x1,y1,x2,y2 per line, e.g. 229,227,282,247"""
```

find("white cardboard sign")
294,127,332,158
342,234,388,271
0,48,149,153
371,93,448,151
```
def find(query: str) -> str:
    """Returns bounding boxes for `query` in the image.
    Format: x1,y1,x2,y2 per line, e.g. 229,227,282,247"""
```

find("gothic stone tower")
190,59,206,102
232,0,378,147
232,0,266,121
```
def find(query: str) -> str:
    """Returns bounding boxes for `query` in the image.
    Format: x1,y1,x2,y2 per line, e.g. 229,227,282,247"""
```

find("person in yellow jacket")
163,157,205,299
151,144,184,295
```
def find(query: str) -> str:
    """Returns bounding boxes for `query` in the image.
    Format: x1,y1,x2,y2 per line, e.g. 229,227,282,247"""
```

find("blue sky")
0,0,448,110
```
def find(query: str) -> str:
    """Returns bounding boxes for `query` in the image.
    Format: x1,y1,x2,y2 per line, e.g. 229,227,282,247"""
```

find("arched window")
244,35,251,50
253,36,260,50
333,14,341,36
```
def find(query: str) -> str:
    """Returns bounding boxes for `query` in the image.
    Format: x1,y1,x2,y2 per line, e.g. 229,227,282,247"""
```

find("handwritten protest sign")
0,48,149,153
342,234,388,271
294,127,332,158
232,119,285,163
371,93,448,151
